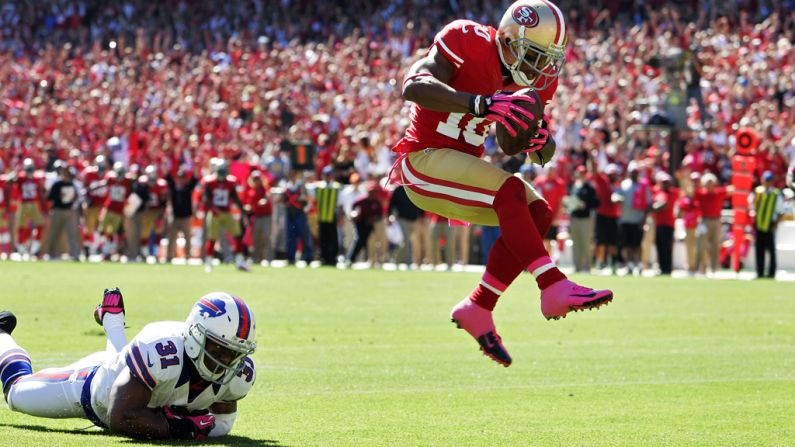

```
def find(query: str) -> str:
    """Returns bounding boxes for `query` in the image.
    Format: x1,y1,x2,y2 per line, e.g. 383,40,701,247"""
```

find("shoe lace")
571,284,594,294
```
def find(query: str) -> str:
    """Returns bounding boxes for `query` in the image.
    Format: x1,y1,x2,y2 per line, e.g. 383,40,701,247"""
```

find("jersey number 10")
436,113,488,146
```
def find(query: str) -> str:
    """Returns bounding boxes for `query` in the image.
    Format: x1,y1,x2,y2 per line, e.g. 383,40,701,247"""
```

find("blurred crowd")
0,0,794,274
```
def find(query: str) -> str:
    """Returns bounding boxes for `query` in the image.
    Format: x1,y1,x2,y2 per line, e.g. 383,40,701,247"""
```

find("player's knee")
494,176,527,209
528,199,553,236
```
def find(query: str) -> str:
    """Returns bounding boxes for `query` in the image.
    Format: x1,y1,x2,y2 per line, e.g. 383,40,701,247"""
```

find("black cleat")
0,311,17,335
476,331,513,367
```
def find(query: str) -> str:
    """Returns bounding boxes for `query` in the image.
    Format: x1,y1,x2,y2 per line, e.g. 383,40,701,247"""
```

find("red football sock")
469,237,526,311
234,237,245,255
34,226,44,241
528,199,553,236
493,177,565,290
204,240,215,258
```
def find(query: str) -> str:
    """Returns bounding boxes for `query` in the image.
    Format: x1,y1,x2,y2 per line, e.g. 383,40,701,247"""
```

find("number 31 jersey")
394,19,557,158
89,321,255,426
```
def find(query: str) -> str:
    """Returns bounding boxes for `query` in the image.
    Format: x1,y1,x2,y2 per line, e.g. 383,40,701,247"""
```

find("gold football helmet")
496,0,568,90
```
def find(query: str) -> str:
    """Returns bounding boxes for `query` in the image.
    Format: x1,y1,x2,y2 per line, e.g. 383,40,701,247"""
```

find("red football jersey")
14,172,45,203
82,167,107,207
145,178,168,210
245,185,272,217
203,175,239,212
534,175,567,221
104,173,132,214
395,20,558,158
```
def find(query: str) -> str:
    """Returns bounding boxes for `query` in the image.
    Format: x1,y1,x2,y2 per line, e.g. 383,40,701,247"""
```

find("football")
526,135,557,166
495,88,545,156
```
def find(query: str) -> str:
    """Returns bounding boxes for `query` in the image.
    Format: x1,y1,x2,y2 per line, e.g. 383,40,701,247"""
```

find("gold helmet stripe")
538,0,566,46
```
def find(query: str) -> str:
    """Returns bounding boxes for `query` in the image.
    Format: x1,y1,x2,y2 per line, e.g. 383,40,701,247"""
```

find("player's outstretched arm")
208,401,238,437
107,368,170,439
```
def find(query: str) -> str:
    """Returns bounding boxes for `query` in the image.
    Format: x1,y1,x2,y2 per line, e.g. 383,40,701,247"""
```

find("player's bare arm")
402,46,535,135
107,368,170,439
402,47,470,113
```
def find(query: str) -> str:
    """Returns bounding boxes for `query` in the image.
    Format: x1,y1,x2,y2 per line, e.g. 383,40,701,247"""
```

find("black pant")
655,225,674,275
347,222,373,262
318,221,339,265
755,229,776,278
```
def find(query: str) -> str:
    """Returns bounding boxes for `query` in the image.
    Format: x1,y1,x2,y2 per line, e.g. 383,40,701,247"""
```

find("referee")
750,171,785,279
313,166,342,265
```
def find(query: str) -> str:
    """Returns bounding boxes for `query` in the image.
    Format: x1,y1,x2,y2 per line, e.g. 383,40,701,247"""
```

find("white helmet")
496,0,568,90
184,292,257,384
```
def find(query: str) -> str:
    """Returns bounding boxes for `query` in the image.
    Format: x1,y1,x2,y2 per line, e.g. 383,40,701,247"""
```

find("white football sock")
102,313,127,353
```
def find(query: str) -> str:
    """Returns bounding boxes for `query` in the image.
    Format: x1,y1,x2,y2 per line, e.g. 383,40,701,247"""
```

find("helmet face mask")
184,292,256,385
187,322,254,384
501,37,565,89
497,0,568,90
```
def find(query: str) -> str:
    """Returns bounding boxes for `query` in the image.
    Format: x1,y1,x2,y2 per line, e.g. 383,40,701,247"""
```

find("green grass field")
0,261,793,447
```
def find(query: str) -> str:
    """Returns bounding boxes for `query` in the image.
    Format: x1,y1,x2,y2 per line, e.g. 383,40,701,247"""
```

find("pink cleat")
450,298,512,367
540,279,613,321
94,287,125,326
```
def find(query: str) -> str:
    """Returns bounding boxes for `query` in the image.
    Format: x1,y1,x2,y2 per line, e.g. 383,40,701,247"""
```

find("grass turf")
0,261,793,446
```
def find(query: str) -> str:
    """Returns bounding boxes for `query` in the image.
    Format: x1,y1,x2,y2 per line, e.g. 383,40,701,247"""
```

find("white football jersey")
88,321,256,426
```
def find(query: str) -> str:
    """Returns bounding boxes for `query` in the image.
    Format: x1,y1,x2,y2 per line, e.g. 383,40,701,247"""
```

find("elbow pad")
208,412,237,437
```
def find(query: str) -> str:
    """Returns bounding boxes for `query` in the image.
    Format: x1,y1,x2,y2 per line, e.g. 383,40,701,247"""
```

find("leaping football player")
394,0,613,367
0,288,256,440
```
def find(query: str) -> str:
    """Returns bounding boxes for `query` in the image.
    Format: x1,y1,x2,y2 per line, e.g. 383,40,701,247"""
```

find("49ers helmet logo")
512,5,539,27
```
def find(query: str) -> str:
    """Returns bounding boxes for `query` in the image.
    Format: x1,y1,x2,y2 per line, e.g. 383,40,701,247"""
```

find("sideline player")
202,159,249,272
395,0,613,366
0,288,256,440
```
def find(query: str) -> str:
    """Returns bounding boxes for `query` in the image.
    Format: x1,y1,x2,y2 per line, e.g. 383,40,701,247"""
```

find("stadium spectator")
43,163,80,260
750,171,785,279
165,166,199,261
567,165,599,272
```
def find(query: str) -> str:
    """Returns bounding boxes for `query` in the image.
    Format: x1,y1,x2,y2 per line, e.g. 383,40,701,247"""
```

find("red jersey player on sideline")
394,0,613,367
11,159,47,256
81,155,109,255
202,159,248,272
98,162,133,258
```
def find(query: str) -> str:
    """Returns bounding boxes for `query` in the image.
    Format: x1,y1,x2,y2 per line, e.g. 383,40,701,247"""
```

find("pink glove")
523,115,551,153
163,406,216,440
472,92,538,137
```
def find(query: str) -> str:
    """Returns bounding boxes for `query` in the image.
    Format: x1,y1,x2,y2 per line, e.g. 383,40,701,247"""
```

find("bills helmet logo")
512,5,539,27
197,298,227,318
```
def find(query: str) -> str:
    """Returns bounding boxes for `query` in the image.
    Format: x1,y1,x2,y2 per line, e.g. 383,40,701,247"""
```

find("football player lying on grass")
0,288,257,440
